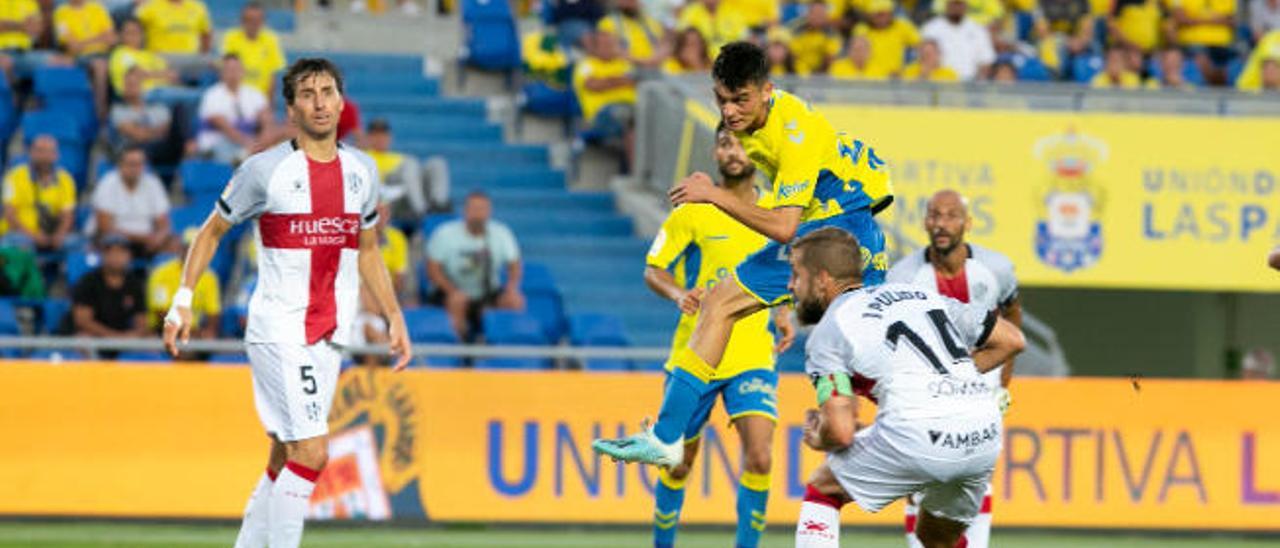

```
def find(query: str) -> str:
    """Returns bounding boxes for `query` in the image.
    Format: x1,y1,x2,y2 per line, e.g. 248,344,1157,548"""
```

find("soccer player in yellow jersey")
595,41,893,468
647,125,795,548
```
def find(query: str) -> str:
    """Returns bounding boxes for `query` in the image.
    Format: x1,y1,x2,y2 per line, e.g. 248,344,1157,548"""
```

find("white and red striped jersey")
216,141,380,346
886,244,1018,314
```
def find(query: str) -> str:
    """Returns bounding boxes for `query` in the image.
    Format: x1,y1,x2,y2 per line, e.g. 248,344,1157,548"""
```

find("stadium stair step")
467,189,613,211
520,236,648,257
450,167,564,190
391,124,502,142
358,97,487,116
401,143,548,165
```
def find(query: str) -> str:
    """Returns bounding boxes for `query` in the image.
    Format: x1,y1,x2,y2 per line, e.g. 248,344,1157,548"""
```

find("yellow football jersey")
647,190,776,379
737,90,893,224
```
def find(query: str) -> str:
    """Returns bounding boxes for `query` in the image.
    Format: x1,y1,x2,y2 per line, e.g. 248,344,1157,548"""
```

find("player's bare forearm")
180,213,230,290
808,395,857,451
644,265,686,303
972,317,1025,374
359,230,411,369
714,197,803,244
999,298,1023,387
358,231,402,320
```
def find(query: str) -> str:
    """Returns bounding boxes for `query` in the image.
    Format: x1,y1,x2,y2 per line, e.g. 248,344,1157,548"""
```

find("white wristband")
172,287,194,308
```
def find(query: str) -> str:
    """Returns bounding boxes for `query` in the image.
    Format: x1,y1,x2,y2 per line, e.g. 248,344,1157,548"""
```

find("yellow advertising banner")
815,105,1280,292
2,362,1280,531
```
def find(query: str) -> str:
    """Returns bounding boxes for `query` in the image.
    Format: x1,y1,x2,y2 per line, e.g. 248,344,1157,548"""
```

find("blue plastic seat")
21,110,83,145
65,251,99,288
475,310,552,369
460,0,521,77
569,312,631,371
0,299,18,335
403,306,463,367
208,353,249,365
1071,53,1103,83
41,299,70,335
179,160,234,198
520,262,559,296
419,214,459,241
116,351,172,363
28,348,87,361
33,66,92,97
221,305,246,338
526,292,565,342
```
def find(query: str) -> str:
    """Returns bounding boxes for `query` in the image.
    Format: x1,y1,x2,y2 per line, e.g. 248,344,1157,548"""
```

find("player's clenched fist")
163,287,194,357
669,171,718,206
678,287,704,315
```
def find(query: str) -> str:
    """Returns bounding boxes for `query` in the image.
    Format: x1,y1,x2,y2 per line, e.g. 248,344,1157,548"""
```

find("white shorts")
828,422,999,525
246,341,342,442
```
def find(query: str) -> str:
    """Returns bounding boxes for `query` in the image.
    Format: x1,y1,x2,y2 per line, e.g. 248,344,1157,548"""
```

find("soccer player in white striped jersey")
886,189,1022,548
787,227,1025,548
163,58,411,548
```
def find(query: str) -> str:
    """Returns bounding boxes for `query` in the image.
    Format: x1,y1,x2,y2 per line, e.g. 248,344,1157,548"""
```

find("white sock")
796,501,841,547
233,472,274,548
904,493,925,548
268,462,320,548
964,487,993,548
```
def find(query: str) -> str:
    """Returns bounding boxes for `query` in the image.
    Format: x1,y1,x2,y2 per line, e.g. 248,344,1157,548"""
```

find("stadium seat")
402,306,463,367
65,250,99,288
1147,56,1206,87
41,299,70,335
33,66,92,97
21,110,83,145
520,262,559,296
208,353,249,365
569,312,631,371
1070,53,1104,83
179,160,234,198
28,349,87,361
419,213,459,241
1015,56,1053,82
116,351,172,363
221,305,247,338
517,79,579,137
0,299,19,335
526,292,565,342
459,0,521,84
475,310,552,369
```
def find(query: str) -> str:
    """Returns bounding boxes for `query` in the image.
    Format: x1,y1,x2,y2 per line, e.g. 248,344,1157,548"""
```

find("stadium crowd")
0,1,458,363
525,0,1280,154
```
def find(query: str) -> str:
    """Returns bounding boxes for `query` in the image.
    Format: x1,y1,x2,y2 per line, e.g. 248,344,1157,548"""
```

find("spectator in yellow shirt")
1234,30,1280,90
0,136,77,252
829,34,890,79
136,0,211,54
0,0,42,54
597,0,669,69
724,0,779,31
900,38,961,81
1108,0,1164,54
790,1,842,75
677,0,747,58
1091,46,1143,87
109,18,176,95
220,2,286,101
764,26,796,76
663,27,712,74
1167,0,1235,82
54,0,116,119
365,118,437,220
856,0,921,77
573,31,637,156
147,228,221,337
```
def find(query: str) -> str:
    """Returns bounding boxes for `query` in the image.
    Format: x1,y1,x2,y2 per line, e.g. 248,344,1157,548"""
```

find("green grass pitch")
0,522,1275,547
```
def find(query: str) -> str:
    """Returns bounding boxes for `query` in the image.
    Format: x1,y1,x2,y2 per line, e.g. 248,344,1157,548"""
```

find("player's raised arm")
163,211,231,356
670,172,805,244
971,316,1025,374
357,228,411,371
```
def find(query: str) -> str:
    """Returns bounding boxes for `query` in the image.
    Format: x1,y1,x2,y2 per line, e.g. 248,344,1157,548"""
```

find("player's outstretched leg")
593,278,765,465
904,493,925,548
268,436,328,548
734,415,774,548
233,436,286,548
653,440,700,548
795,464,849,548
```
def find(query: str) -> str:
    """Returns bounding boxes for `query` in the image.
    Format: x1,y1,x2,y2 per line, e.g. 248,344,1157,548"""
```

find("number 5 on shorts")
300,365,317,395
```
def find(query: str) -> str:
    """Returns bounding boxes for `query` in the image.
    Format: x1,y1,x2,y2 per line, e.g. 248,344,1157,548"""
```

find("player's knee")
288,438,329,470
743,446,772,474
667,463,692,481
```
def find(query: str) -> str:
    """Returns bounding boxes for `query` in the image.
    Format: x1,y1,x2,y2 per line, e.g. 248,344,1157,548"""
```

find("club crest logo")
1032,128,1108,273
